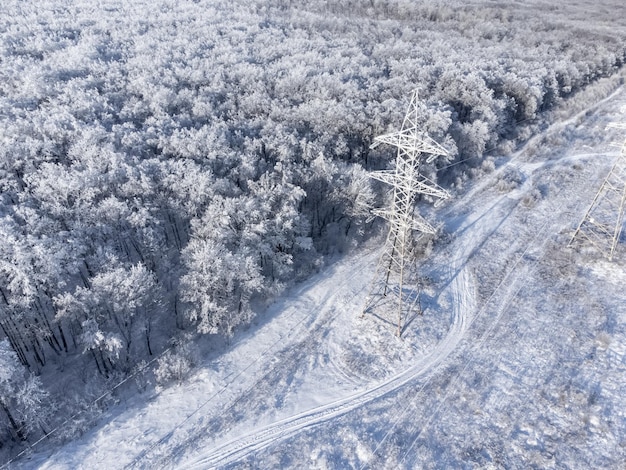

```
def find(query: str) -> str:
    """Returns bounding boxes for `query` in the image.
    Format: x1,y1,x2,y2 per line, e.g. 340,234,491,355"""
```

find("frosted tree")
0,340,51,441
54,262,160,373
181,237,262,336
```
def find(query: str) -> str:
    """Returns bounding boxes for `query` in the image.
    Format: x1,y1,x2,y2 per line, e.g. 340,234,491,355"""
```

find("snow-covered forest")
1,0,625,464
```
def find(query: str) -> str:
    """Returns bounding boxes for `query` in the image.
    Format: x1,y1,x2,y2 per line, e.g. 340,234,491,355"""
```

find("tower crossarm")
369,171,450,201
410,212,438,234
370,132,449,160
414,175,451,201
369,169,400,186
371,208,437,234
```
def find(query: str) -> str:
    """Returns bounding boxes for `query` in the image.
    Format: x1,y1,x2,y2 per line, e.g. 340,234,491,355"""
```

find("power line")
0,344,175,469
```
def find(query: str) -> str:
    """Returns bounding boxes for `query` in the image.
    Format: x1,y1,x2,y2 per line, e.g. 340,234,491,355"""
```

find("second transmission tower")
362,90,450,336
568,123,626,260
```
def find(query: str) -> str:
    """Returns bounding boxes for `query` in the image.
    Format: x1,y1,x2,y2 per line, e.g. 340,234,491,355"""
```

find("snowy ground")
16,84,626,469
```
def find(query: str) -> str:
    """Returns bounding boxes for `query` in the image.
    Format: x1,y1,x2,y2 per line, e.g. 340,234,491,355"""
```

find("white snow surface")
18,88,626,469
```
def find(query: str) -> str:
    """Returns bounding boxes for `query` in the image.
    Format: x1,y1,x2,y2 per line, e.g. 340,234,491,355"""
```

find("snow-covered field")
17,83,626,469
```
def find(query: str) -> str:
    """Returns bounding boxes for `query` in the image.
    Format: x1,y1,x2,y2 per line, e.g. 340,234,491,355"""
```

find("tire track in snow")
125,248,380,469
180,260,473,469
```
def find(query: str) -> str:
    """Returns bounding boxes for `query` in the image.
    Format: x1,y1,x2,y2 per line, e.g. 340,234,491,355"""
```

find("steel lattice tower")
362,90,450,336
569,123,626,260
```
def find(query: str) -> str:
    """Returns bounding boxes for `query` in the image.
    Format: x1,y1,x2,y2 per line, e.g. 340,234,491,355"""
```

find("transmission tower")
362,90,450,336
568,123,626,260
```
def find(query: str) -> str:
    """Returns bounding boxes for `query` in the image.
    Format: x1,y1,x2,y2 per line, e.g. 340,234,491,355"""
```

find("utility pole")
569,123,626,260
362,90,450,336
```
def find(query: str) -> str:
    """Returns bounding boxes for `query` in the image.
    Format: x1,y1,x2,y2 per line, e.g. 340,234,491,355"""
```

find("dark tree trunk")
0,399,26,441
